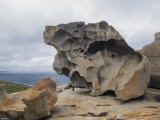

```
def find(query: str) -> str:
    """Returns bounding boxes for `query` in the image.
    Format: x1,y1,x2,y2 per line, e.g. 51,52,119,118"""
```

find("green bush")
0,79,31,94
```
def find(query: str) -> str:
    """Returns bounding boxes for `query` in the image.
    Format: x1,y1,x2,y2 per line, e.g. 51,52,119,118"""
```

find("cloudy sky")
0,0,160,72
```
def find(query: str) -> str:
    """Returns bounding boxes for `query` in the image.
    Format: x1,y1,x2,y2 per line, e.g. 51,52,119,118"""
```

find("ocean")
0,71,70,86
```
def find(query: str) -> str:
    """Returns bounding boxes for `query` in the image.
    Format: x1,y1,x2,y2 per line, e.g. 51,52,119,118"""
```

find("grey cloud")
127,30,155,50
92,0,156,14
0,0,160,71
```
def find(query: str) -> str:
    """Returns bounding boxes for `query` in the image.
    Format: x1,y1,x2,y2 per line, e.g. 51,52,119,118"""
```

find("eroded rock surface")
139,32,160,89
46,87,160,120
0,77,57,120
43,21,151,100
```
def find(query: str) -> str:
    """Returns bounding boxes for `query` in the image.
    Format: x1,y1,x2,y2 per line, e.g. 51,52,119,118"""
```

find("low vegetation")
0,79,31,94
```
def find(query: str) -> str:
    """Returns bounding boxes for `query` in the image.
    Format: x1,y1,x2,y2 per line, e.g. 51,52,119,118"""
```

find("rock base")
46,87,160,120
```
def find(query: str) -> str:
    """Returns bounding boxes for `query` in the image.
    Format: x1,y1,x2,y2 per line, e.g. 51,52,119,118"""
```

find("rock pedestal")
139,32,160,89
43,21,151,100
0,77,57,120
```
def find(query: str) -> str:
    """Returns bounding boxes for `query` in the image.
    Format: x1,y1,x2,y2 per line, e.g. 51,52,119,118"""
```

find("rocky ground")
46,86,160,120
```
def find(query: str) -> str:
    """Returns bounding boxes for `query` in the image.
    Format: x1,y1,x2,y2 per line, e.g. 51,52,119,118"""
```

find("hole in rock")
111,54,115,58
76,22,84,27
102,90,116,97
54,29,69,38
106,39,116,47
62,67,70,76
87,39,136,57
80,49,84,53
70,71,89,89
87,41,105,54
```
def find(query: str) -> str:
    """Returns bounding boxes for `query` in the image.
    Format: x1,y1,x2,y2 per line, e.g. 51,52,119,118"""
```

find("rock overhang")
43,21,151,100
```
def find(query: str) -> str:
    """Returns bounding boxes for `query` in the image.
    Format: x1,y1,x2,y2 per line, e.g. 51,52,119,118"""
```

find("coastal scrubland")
0,79,31,94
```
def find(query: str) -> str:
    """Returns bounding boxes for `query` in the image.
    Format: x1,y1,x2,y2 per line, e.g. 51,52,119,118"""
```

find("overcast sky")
0,0,160,72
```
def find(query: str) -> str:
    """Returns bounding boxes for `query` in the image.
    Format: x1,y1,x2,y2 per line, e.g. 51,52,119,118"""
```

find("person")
72,83,74,91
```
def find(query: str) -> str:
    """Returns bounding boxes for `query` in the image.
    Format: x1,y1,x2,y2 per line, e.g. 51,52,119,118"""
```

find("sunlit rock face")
43,21,151,100
0,78,57,120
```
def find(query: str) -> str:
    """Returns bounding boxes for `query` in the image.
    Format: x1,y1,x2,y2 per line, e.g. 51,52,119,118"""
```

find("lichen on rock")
43,21,151,100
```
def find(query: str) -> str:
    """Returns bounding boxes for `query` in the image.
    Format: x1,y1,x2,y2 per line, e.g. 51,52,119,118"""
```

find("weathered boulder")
0,77,57,120
43,21,151,100
138,32,160,89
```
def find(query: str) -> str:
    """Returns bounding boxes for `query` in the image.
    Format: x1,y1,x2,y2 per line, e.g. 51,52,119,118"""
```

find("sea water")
0,71,70,86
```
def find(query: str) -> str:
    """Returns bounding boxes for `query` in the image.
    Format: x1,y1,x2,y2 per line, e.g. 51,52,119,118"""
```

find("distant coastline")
0,79,31,93
0,71,70,85
0,71,8,72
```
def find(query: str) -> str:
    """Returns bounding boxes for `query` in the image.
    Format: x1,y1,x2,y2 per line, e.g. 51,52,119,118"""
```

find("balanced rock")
0,77,57,120
139,32,160,89
43,21,151,100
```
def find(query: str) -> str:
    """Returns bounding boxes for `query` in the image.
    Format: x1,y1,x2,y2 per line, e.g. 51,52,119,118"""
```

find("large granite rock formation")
139,32,160,89
43,21,151,100
0,77,57,120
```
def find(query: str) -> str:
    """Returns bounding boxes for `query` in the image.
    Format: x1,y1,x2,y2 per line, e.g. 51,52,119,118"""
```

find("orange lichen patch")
10,77,57,99
47,95,56,104
97,109,160,120
122,108,160,119
3,99,17,108
81,103,93,110
132,109,159,116
32,77,56,91
132,109,148,116
138,115,160,120
0,105,4,109
47,93,58,109
116,69,144,100
63,98,77,104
